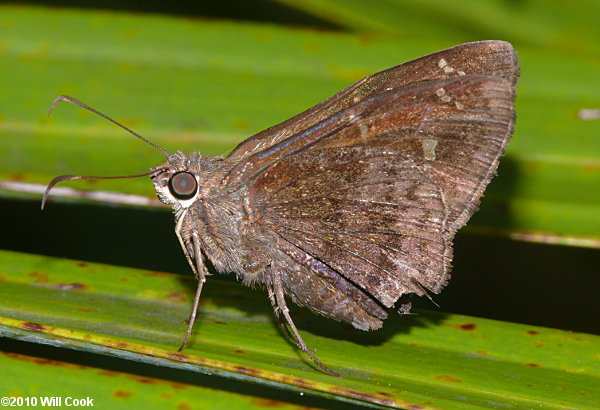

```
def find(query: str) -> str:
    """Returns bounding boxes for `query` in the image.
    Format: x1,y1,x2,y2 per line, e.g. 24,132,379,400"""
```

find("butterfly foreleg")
175,210,209,351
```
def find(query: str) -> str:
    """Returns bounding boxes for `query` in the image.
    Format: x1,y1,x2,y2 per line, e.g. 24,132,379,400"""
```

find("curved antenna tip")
41,174,81,210
47,95,71,118
45,95,170,156
40,167,168,210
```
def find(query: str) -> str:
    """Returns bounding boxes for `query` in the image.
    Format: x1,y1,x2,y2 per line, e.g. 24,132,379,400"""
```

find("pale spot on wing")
359,124,368,137
407,207,425,218
438,58,466,76
422,139,438,161
436,88,451,102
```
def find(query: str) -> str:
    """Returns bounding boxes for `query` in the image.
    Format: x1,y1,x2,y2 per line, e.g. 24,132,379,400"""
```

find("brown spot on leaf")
170,382,188,390
234,365,260,377
378,392,394,397
149,271,171,277
329,388,394,406
114,390,132,398
35,357,69,367
209,319,227,325
526,363,540,368
527,330,539,335
252,398,285,407
178,403,191,410
434,375,462,383
22,322,44,332
76,262,89,268
357,35,373,46
293,378,315,390
233,349,246,354
169,353,188,362
0,274,5,281
134,377,156,384
3,352,69,368
10,173,26,181
165,291,187,302
161,392,173,399
524,163,539,173
29,271,49,282
460,323,477,331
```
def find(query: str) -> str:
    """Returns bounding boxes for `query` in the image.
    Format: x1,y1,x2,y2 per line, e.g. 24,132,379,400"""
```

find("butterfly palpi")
43,40,519,376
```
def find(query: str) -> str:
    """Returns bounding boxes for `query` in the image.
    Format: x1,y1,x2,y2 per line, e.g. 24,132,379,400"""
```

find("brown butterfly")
43,40,519,376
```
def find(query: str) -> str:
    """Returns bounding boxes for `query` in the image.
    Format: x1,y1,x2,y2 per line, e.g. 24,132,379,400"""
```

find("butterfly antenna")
47,95,170,157
41,168,168,210
42,96,172,209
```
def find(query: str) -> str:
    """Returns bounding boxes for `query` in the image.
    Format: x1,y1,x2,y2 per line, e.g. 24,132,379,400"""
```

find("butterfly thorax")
151,151,272,281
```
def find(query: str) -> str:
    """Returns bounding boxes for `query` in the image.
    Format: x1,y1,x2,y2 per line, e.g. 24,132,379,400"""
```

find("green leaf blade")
1,250,598,408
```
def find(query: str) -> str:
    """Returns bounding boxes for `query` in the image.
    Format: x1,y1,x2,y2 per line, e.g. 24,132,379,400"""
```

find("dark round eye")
168,172,198,200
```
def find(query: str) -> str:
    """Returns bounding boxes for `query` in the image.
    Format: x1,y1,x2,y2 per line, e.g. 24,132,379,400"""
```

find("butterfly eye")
168,172,198,200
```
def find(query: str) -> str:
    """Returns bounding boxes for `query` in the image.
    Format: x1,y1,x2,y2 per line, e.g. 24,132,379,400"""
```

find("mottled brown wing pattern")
225,40,518,166
250,145,449,303
243,74,515,328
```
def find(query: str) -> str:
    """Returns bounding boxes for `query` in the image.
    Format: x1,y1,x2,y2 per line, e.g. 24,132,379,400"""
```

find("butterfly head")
40,96,202,211
151,152,201,210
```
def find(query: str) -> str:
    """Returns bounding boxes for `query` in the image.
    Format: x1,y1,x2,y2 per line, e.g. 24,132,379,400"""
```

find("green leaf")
0,350,313,410
1,250,598,408
271,0,600,55
0,4,598,246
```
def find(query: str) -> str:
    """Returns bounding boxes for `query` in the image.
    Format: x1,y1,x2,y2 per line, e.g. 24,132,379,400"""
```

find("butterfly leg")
175,209,198,278
178,231,208,351
267,285,297,343
270,270,340,377
175,210,209,350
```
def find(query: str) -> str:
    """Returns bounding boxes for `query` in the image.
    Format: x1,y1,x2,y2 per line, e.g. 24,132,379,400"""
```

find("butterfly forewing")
233,73,515,329
225,40,517,169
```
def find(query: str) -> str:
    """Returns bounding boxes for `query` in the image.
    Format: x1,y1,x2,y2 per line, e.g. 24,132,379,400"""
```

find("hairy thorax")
152,152,273,283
